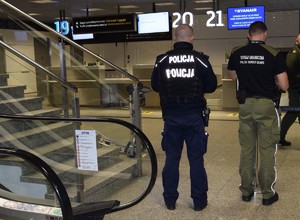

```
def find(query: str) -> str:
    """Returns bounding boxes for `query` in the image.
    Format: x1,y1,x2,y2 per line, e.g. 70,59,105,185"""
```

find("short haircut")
248,21,267,36
175,24,194,41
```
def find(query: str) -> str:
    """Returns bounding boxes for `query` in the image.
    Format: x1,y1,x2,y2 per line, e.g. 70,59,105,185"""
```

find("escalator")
0,115,157,219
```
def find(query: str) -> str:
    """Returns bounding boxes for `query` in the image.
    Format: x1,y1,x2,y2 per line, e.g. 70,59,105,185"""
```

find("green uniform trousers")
280,88,300,139
238,98,280,199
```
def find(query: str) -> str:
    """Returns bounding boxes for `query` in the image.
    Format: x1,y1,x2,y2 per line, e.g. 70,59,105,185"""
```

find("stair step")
35,136,74,155
0,85,26,99
0,97,43,114
0,121,75,148
0,136,75,175
44,159,137,202
20,145,123,183
71,159,137,202
0,108,63,133
39,142,121,171
20,107,62,117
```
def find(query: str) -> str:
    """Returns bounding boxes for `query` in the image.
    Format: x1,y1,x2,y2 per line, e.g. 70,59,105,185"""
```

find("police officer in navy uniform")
227,21,289,206
151,24,217,211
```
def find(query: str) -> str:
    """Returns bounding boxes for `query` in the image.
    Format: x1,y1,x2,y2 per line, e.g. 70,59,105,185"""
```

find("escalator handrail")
0,147,73,220
0,114,158,213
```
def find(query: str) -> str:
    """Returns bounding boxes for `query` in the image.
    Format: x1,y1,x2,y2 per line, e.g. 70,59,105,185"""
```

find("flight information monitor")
227,6,265,30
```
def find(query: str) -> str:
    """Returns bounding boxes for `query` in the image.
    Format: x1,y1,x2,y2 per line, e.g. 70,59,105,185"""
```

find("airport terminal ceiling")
3,0,300,22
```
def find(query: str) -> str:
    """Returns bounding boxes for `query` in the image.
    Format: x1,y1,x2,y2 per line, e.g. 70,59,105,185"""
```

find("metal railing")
0,0,139,82
0,39,81,118
0,0,142,129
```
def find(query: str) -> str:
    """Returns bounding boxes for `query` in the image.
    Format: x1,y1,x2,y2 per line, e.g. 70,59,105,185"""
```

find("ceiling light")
194,0,213,3
155,3,176,6
194,7,213,11
28,13,40,16
30,0,58,3
118,5,139,9
80,8,104,12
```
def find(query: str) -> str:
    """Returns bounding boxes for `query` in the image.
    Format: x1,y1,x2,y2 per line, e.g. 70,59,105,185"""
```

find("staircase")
0,72,138,203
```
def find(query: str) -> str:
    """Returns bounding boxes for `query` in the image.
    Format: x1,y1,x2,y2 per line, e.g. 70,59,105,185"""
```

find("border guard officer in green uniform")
227,21,289,206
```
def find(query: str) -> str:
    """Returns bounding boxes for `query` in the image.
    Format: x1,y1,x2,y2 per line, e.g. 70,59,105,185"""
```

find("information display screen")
71,26,94,40
52,12,172,44
227,6,265,30
137,12,170,34
72,14,136,34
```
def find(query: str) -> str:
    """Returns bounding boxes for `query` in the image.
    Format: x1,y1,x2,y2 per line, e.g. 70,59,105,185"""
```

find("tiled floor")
81,108,300,220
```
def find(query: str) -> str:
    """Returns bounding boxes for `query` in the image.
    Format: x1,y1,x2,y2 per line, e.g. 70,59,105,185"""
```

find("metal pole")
152,3,156,13
59,42,69,117
58,9,69,117
132,82,142,176
72,95,80,118
132,82,141,130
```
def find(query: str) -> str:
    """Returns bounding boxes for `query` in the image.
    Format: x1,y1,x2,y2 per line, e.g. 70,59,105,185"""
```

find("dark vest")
158,51,202,101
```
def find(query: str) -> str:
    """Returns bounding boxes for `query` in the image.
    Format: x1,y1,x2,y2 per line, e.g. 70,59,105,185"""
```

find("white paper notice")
75,130,98,171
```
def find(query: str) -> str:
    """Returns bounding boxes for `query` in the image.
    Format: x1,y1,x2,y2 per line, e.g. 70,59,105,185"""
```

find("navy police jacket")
151,42,217,116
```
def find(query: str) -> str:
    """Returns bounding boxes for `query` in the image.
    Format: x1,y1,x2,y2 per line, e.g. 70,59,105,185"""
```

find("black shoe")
279,139,291,146
166,204,175,210
165,202,176,210
262,192,279,206
242,192,254,202
194,201,207,211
